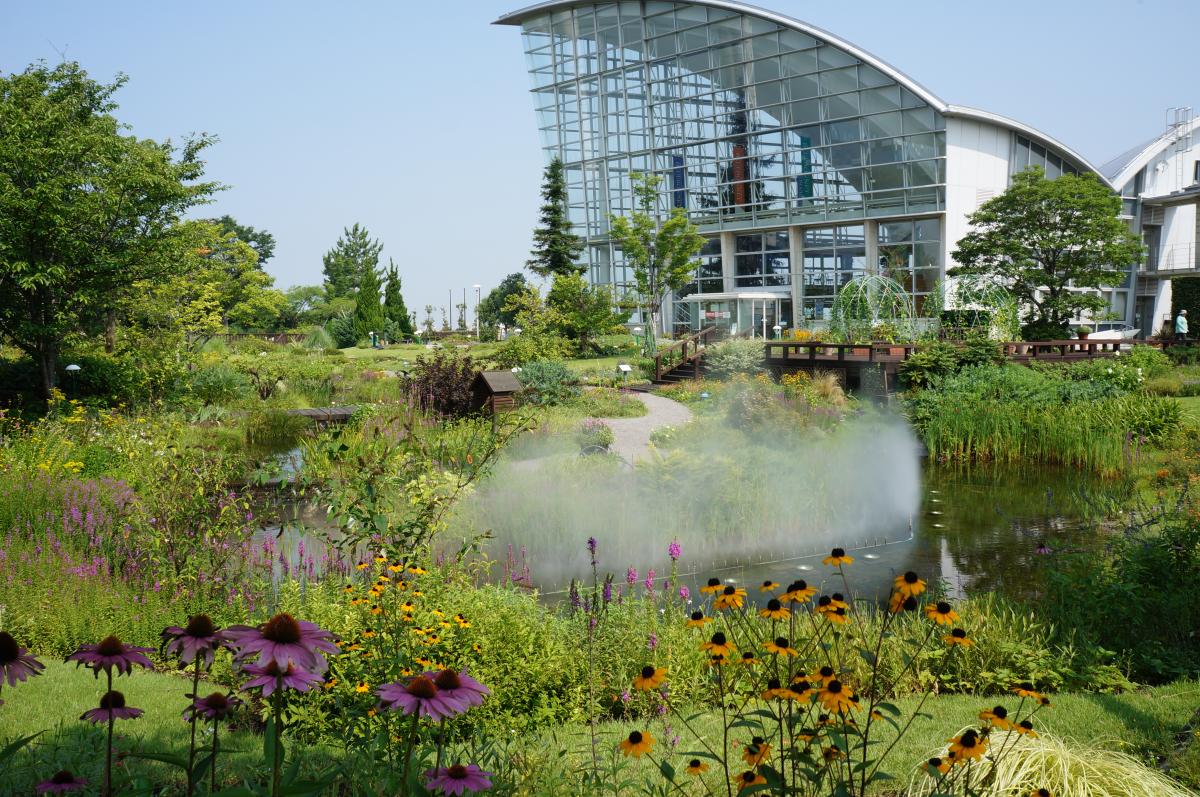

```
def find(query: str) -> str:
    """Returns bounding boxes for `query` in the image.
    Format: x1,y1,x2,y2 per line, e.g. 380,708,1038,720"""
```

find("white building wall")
944,117,1013,272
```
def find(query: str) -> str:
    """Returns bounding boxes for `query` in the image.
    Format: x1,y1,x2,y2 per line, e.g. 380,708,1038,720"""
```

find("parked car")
1085,322,1141,340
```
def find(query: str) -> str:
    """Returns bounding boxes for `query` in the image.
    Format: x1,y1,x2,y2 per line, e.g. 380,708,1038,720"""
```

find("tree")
210,214,275,265
608,172,704,354
322,223,382,299
546,273,627,354
527,158,584,278
280,284,328,327
951,167,1143,336
353,262,385,342
478,272,528,328
383,259,414,335
0,61,218,398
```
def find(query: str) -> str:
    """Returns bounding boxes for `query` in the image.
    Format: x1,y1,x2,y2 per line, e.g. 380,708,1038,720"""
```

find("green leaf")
858,647,878,666
658,760,675,782
0,731,43,764
679,750,721,762
263,717,276,768
874,701,901,716
124,751,190,770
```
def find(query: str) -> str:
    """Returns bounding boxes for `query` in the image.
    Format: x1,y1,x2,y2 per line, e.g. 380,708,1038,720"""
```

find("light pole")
473,284,482,340
65,363,81,398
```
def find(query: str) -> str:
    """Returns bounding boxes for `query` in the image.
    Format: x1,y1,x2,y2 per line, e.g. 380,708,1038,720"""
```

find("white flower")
1107,368,1113,374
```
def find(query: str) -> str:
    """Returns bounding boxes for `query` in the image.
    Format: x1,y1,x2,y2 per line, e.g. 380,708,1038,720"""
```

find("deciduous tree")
546,273,626,354
478,272,528,328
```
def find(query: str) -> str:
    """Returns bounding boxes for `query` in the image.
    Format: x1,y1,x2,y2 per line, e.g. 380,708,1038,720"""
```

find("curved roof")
496,0,1106,181
1100,115,1200,190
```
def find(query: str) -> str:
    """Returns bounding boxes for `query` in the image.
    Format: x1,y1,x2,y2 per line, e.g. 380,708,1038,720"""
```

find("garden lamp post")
473,284,482,340
633,326,644,356
65,363,81,397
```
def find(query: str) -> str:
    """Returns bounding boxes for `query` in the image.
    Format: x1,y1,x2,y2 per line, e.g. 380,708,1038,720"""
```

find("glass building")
496,0,1120,337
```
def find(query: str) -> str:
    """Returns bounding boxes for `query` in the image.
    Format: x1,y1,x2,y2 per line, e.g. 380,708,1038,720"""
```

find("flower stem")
434,718,446,771
401,712,420,796
104,668,114,797
271,674,284,797
186,658,201,796
210,719,219,794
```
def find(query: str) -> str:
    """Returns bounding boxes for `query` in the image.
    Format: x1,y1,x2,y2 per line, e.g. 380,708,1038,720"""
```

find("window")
734,232,790,287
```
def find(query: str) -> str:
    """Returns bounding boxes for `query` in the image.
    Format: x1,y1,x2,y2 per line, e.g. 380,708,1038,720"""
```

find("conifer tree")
353,263,385,341
383,259,414,334
527,158,584,278
323,223,383,299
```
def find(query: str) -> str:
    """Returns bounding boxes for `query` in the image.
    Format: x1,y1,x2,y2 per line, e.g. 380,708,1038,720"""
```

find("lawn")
5,662,1195,795
1175,395,1200,422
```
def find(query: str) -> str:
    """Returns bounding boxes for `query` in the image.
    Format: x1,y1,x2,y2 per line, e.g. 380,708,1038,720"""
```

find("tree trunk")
37,343,58,403
104,308,117,353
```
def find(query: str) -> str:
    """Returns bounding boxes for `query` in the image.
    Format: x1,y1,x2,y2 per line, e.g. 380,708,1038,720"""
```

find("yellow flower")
948,731,988,762
924,601,959,625
738,651,759,666
944,628,974,647
388,563,404,573
700,632,736,658
893,571,927,599
355,682,369,693
761,678,795,701
370,605,382,615
685,759,709,776
323,678,338,690
810,665,837,685
362,629,376,639
758,580,780,592
818,680,859,714
400,601,416,614
1011,684,1043,700
374,555,387,564
762,637,798,657
700,578,724,595
758,599,790,620
978,706,1013,730
1030,789,1052,797
713,585,747,610
632,666,667,691
356,562,370,571
741,737,771,766
780,579,817,604
367,708,377,718
454,614,470,628
733,771,767,793
686,611,712,628
823,547,853,566
407,565,428,575
1014,719,1038,737
619,730,654,758
821,745,845,762
789,677,816,700
926,756,952,775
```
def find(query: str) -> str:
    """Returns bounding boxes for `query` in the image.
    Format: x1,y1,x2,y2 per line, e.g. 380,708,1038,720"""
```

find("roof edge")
1105,115,1200,191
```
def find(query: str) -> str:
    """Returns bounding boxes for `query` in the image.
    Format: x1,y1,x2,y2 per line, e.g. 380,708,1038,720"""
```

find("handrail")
763,338,1144,365
654,326,718,380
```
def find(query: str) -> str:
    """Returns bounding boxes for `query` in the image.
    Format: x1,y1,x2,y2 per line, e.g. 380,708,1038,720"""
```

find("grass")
1175,395,1200,422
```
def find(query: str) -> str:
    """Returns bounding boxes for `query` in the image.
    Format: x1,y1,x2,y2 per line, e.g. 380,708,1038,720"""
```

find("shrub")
1021,319,1070,340
576,417,614,451
898,342,960,389
1166,344,1200,365
517,359,577,405
1145,374,1183,395
301,325,336,350
492,332,571,369
703,338,765,379
1122,343,1173,378
188,364,251,405
325,313,357,348
403,351,476,417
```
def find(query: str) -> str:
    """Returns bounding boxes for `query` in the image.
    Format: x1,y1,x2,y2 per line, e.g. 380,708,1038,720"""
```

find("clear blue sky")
3,0,1196,314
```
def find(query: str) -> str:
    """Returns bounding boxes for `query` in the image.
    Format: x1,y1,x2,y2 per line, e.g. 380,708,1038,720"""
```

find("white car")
1084,323,1140,340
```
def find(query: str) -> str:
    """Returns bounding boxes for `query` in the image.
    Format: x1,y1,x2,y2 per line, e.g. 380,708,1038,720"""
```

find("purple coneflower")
81,690,143,724
377,674,463,720
0,630,45,686
426,669,490,712
241,661,323,695
424,763,493,796
67,635,154,677
225,613,338,674
162,614,228,666
36,771,88,793
183,691,241,722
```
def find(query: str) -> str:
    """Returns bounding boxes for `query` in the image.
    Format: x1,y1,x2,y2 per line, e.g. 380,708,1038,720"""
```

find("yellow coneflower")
741,737,771,766
1011,684,1043,700
323,678,338,690
343,585,354,594
944,628,974,647
401,601,416,614
388,562,404,573
733,771,767,793
948,730,988,762
367,707,377,717
408,565,428,575
762,637,798,657
821,745,845,762
713,585,747,610
818,713,837,727
761,677,794,701
439,621,452,630
823,607,849,625
700,577,724,595
632,665,667,691
362,629,376,639
400,667,414,677
780,580,817,604
411,590,424,597
810,665,837,685
870,708,886,721
376,574,391,582
355,682,369,693
618,730,654,758
431,609,445,618
685,759,709,776
789,678,816,700
471,643,482,655
827,593,850,610
818,680,859,714
889,593,918,614
686,611,712,628
373,555,387,564
700,632,736,658
1038,696,1052,708
893,571,927,599
759,599,790,621
344,643,363,652
924,601,959,625
370,605,382,616
978,705,1013,730
1030,789,1052,797
708,653,729,667
795,729,816,744
350,597,368,606
739,651,759,666
454,614,470,628
925,756,951,775
356,562,370,571
823,547,853,566
758,580,780,593
1014,719,1038,737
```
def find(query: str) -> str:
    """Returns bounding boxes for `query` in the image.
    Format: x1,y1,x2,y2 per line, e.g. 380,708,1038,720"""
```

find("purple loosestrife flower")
668,539,682,561
626,567,638,586
426,669,490,712
225,613,338,674
161,614,228,667
0,630,45,688
241,661,323,695
647,633,658,651
67,635,154,678
644,569,656,593
81,690,143,724
679,585,691,602
183,691,241,722
586,537,598,567
424,764,494,796
377,674,463,720
36,771,88,793
602,578,613,604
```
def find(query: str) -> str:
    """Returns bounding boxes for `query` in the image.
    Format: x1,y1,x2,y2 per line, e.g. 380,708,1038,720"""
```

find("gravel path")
606,391,693,463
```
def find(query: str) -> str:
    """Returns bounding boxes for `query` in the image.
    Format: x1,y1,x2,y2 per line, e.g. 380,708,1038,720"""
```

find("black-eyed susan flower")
700,577,723,595
762,637,798,657
401,601,416,614
1011,684,1042,700
356,562,370,571
454,614,470,628
619,730,654,758
1014,719,1038,737
789,677,816,700
708,653,729,667
701,632,736,658
823,606,849,625
944,628,974,647
388,562,404,573
373,555,387,564
733,771,766,792
685,759,709,776
758,580,779,593
823,548,853,566
355,682,369,693
362,629,376,639
343,585,355,594
795,729,816,744
818,713,837,727
978,705,1013,730
889,593,918,614
822,745,845,762
741,737,771,766
828,593,850,610
471,643,482,655
431,609,445,618
893,571,927,599
761,677,793,701
870,708,886,721
758,599,790,620
713,585,747,610
323,678,338,690
818,679,859,713
739,651,759,666
632,665,666,691
925,756,951,775
1030,789,1052,797
1038,696,1052,707
924,601,958,625
369,605,382,616
780,579,816,604
810,665,837,685
948,730,987,762
686,611,712,628
408,565,428,575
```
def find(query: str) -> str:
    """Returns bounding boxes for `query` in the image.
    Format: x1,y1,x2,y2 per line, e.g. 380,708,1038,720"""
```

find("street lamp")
473,284,482,340
772,324,782,339
633,326,644,355
65,363,81,398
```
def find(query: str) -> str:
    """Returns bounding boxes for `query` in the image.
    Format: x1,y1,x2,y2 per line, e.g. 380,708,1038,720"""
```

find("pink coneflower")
424,763,493,795
67,635,154,677
36,771,88,793
0,630,45,686
241,661,323,695
377,674,463,720
81,690,143,724
426,669,490,712
161,614,228,666
225,613,338,674
183,691,241,722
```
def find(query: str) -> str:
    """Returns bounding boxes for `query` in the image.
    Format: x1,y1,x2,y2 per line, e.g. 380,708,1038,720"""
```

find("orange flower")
823,547,853,566
619,730,654,758
892,571,926,599
924,601,958,625
632,666,667,691
713,585,747,610
741,737,771,766
733,771,767,793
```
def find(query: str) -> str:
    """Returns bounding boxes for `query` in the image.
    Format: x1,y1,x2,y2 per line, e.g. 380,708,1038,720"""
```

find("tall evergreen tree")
382,259,414,335
353,263,385,341
527,158,584,278
323,223,383,299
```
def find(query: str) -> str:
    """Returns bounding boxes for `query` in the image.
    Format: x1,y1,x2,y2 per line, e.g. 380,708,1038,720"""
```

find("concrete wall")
944,117,1013,272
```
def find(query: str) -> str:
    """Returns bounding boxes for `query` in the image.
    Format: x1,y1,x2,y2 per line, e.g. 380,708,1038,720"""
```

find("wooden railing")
763,338,1137,365
654,326,718,380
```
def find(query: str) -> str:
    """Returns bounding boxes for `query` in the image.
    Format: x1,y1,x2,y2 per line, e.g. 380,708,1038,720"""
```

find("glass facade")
517,1,948,324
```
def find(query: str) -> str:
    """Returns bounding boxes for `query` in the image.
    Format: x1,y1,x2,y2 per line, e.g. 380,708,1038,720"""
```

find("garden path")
606,391,692,463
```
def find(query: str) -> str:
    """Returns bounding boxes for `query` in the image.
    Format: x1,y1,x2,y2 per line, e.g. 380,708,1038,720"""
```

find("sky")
3,0,1197,315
